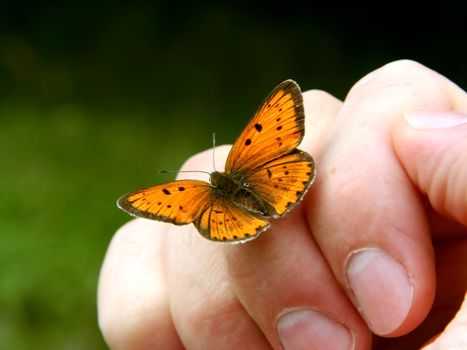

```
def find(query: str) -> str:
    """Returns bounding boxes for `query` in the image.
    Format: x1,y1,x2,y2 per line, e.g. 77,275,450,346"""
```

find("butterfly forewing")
225,80,305,174
195,199,270,242
117,180,213,224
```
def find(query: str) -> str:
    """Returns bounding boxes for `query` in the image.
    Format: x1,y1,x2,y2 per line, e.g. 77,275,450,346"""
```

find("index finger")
308,60,466,337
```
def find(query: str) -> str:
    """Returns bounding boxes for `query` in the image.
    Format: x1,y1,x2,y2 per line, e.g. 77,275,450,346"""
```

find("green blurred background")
0,1,465,349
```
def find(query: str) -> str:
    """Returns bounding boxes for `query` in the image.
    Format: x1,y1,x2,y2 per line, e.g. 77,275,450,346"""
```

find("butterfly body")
118,80,316,243
210,171,248,199
210,171,273,217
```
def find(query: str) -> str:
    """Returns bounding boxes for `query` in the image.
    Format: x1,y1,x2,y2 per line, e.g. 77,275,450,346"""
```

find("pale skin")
98,60,467,350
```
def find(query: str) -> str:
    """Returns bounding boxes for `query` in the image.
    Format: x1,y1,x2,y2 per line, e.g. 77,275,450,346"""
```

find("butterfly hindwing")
117,180,213,225
246,150,316,217
225,80,304,174
195,198,270,242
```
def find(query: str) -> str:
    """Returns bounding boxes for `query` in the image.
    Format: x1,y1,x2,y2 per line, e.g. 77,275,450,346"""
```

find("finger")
97,219,183,349
223,91,373,349
165,147,271,349
392,110,467,228
224,209,371,350
307,60,466,337
301,89,343,153
394,103,467,345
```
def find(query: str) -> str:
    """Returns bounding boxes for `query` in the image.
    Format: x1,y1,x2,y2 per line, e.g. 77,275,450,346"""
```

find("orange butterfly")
117,80,316,243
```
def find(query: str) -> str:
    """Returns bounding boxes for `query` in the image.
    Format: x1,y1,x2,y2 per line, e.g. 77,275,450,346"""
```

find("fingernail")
277,309,354,350
405,110,467,129
346,248,413,335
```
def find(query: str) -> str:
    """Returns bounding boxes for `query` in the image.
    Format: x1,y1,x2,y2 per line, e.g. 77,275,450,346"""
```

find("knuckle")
379,59,428,75
347,59,440,103
302,89,339,104
182,297,248,340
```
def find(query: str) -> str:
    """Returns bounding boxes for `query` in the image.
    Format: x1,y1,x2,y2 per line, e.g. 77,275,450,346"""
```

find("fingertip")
404,110,467,129
345,248,414,335
392,110,467,226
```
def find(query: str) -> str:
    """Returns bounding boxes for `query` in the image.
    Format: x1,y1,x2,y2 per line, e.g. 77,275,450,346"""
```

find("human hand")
98,60,467,349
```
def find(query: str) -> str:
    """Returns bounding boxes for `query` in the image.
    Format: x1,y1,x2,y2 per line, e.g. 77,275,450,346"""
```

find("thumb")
392,110,467,227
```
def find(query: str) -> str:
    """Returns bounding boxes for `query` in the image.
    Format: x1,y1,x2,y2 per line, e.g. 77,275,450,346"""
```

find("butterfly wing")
117,180,213,225
225,80,305,174
117,80,312,243
245,149,316,217
224,79,315,218
195,198,270,242
118,179,269,242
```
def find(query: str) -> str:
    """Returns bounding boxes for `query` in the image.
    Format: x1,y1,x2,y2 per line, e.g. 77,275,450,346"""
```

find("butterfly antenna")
212,132,216,171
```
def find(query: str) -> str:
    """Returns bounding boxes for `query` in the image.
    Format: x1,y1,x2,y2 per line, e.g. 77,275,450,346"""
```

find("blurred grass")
0,1,466,349
0,103,213,349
